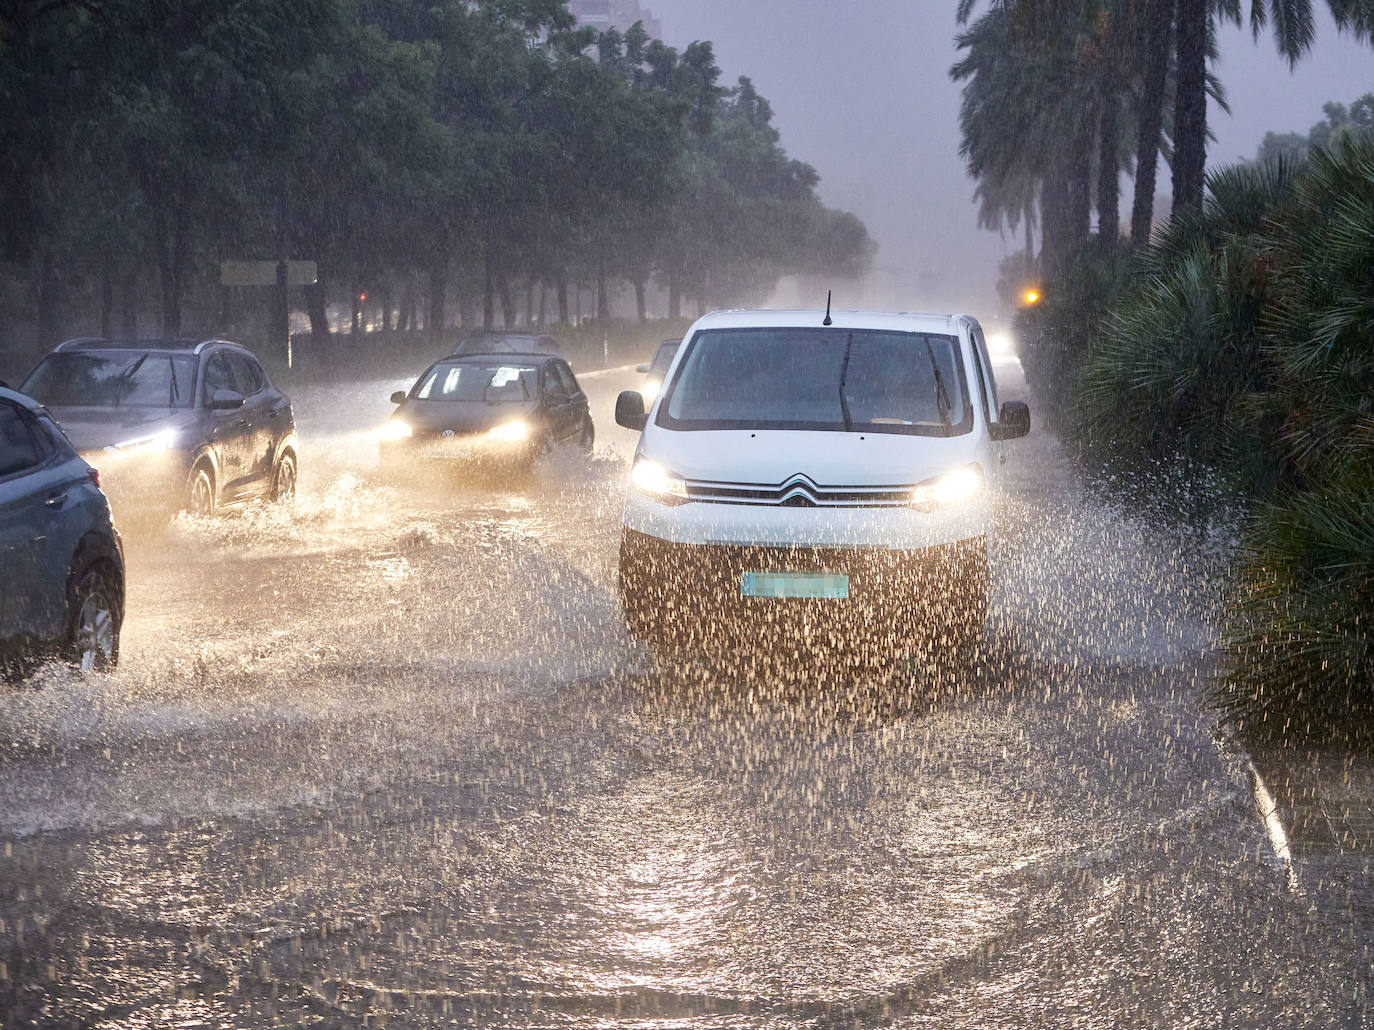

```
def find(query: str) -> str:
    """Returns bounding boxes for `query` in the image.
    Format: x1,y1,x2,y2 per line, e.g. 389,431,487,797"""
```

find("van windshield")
659,328,971,435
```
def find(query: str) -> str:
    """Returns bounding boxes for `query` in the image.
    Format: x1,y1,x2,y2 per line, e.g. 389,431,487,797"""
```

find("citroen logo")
441,429,456,439
779,474,820,506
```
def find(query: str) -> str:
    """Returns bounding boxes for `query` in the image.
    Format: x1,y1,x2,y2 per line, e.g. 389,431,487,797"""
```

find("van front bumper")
618,528,988,655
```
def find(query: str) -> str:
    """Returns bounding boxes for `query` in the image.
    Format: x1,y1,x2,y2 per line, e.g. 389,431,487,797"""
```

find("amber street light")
1022,288,1042,307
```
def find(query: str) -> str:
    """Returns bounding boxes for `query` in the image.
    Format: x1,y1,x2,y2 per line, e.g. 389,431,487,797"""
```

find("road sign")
220,260,318,287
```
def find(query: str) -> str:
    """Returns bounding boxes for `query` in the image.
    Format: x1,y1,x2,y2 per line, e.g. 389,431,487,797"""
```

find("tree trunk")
397,279,413,332
574,283,582,325
596,259,610,323
634,278,647,323
429,258,448,339
37,252,64,347
1096,82,1120,246
1172,0,1207,216
380,280,394,335
483,248,496,329
120,267,138,338
155,209,187,337
307,273,330,347
101,258,115,338
668,280,681,320
499,270,516,328
458,287,478,330
525,282,535,327
539,282,548,326
557,277,569,325
1132,0,1174,246
351,290,362,336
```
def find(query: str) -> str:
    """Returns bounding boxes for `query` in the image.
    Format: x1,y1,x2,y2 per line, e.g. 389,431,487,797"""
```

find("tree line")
952,0,1374,280
0,0,873,356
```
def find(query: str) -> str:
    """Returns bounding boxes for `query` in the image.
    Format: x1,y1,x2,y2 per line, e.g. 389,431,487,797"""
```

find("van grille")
683,474,914,508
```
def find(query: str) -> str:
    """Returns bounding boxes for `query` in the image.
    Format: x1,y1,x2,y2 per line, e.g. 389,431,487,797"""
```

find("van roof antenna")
823,290,833,326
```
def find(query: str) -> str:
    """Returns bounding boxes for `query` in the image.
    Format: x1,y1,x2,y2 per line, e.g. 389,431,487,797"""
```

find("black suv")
20,338,298,517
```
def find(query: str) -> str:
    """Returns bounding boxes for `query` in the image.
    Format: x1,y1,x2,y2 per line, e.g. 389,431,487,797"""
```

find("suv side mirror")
390,391,407,404
210,389,245,411
615,390,648,431
989,400,1030,441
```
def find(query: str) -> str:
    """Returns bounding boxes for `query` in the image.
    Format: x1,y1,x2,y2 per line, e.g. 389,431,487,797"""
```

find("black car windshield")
649,342,677,378
22,351,198,408
414,363,538,403
660,328,971,435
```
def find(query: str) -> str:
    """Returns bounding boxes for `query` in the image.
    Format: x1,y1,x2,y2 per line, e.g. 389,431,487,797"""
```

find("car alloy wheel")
70,571,118,675
273,453,297,503
187,466,215,516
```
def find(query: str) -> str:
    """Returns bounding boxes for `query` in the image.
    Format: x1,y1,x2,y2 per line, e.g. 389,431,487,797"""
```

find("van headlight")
630,459,689,505
911,464,985,511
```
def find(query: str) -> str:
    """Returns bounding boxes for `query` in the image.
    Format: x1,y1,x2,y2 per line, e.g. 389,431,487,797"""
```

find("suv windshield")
414,363,538,403
22,351,198,408
660,328,971,435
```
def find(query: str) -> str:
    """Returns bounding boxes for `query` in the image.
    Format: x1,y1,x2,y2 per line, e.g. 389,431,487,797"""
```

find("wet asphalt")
1,359,1370,1028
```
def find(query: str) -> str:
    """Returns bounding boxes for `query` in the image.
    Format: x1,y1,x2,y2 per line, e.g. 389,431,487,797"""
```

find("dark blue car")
0,386,124,677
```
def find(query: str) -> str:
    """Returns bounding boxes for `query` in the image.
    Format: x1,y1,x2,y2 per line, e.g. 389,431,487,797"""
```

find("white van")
613,309,1030,658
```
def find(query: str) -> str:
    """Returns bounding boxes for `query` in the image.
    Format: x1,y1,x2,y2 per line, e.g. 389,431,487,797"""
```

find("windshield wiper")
922,337,953,435
112,354,147,408
837,332,854,432
168,358,180,405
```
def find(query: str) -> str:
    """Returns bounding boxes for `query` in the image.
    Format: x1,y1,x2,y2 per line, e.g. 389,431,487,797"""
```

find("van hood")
47,407,195,452
639,428,983,487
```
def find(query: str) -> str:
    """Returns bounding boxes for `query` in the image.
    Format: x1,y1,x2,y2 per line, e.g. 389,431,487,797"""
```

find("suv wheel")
187,465,215,516
579,417,595,453
68,566,120,675
272,452,297,503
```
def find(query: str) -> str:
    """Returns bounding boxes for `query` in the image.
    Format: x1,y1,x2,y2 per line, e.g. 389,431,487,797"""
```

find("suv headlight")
911,464,985,511
110,429,178,453
630,459,689,505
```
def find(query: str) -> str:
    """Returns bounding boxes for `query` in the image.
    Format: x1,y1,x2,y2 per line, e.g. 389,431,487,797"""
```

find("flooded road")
2,359,1370,1027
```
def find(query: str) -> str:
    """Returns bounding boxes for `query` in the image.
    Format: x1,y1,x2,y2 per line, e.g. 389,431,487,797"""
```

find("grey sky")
648,0,1372,316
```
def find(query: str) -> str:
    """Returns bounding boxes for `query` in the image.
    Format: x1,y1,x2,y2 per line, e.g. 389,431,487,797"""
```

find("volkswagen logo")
441,429,456,439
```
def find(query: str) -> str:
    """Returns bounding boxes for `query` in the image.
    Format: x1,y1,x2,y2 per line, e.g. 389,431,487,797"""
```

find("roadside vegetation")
0,0,873,375
954,0,1373,742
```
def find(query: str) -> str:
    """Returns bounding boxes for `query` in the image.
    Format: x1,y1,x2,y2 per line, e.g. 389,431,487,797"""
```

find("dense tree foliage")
1025,141,1374,740
0,0,872,363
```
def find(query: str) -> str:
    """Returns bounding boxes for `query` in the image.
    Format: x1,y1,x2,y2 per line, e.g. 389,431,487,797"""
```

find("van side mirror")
989,400,1030,441
635,363,649,374
615,390,648,431
210,389,245,411
390,391,407,404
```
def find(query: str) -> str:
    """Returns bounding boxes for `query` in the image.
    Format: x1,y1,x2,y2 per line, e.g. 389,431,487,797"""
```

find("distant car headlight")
911,464,985,511
641,378,662,402
487,420,530,443
378,419,413,441
108,429,179,453
630,458,689,505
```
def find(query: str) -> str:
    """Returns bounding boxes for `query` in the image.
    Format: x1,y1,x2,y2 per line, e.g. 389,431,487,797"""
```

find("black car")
635,338,680,402
1,386,124,678
450,331,563,358
20,338,299,518
379,352,593,473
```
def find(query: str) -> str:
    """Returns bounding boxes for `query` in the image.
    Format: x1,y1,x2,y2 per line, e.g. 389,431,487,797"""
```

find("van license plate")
741,572,849,599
